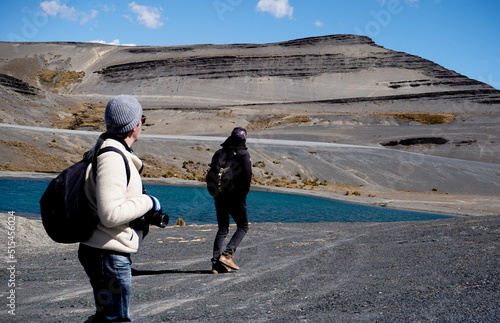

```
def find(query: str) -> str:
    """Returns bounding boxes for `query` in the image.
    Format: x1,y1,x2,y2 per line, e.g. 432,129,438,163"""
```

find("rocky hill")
0,35,499,208
1,35,498,109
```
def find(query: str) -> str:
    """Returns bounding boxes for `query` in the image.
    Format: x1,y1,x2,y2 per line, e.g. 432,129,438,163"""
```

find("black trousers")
212,196,249,263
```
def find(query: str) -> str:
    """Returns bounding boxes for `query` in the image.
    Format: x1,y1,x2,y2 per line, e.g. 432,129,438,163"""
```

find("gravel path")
1,214,499,322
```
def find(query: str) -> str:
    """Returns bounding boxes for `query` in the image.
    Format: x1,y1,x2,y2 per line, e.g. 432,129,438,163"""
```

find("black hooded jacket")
221,137,252,198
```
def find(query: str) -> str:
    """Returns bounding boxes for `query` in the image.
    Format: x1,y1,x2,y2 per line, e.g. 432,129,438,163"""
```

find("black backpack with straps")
40,145,130,243
206,148,235,198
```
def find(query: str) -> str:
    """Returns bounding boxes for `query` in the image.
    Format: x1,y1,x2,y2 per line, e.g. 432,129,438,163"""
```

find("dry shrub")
38,69,85,88
216,110,233,118
247,114,284,130
56,70,85,87
182,160,209,181
38,69,59,83
252,173,332,190
252,161,266,168
302,177,320,186
252,176,301,188
283,116,312,123
0,140,71,172
140,154,184,178
375,113,456,124
52,102,106,131
248,114,312,130
140,155,209,181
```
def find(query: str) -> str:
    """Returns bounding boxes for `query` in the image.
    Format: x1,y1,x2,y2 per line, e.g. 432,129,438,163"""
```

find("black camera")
130,211,169,232
145,210,169,228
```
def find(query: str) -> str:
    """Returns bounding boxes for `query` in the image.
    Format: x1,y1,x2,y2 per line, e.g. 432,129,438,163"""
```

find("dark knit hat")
105,95,143,134
221,127,248,148
231,127,247,141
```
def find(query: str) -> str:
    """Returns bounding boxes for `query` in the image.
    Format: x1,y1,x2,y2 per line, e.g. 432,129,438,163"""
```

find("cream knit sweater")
82,139,153,253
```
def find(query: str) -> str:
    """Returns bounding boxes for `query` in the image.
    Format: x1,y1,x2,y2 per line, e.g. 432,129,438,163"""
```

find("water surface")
0,178,454,223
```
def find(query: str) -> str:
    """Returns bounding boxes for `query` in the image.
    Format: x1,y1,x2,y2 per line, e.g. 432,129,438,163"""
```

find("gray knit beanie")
105,95,143,134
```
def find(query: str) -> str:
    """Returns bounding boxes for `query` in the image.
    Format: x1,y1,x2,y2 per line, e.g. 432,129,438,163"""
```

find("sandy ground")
0,213,499,322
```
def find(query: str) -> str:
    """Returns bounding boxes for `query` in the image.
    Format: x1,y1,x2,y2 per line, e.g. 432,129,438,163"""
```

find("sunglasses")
141,115,146,124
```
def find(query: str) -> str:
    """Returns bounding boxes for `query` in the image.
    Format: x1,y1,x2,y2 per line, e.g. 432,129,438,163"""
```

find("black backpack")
40,146,130,243
206,148,235,198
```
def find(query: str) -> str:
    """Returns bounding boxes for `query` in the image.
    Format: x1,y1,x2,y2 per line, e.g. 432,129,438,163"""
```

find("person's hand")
149,195,162,213
145,195,168,228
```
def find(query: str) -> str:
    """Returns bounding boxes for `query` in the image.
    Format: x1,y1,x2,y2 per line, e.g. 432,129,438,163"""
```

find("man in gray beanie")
105,95,144,134
79,95,167,322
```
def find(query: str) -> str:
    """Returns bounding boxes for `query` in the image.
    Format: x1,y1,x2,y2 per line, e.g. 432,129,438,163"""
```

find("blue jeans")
78,244,132,322
212,196,249,264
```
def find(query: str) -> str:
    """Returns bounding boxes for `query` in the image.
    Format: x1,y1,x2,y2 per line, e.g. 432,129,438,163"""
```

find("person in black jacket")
211,127,252,274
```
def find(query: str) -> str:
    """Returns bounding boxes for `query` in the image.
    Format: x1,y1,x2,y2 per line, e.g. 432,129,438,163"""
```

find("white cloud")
378,0,420,7
128,2,164,29
40,0,98,25
315,20,323,27
80,9,98,25
405,0,420,7
256,0,293,19
40,0,77,20
122,14,134,24
88,39,136,46
99,4,116,13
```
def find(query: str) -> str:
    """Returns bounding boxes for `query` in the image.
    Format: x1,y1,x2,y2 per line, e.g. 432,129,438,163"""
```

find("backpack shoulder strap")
92,146,131,185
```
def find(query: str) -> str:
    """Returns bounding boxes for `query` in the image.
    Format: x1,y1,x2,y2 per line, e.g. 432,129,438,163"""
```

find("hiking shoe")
212,261,231,274
219,254,240,270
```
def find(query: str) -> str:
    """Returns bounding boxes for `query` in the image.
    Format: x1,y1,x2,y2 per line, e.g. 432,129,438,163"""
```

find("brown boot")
212,261,231,274
219,254,240,270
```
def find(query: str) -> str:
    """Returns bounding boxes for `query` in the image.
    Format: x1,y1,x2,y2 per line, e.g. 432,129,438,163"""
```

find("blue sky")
1,0,499,89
